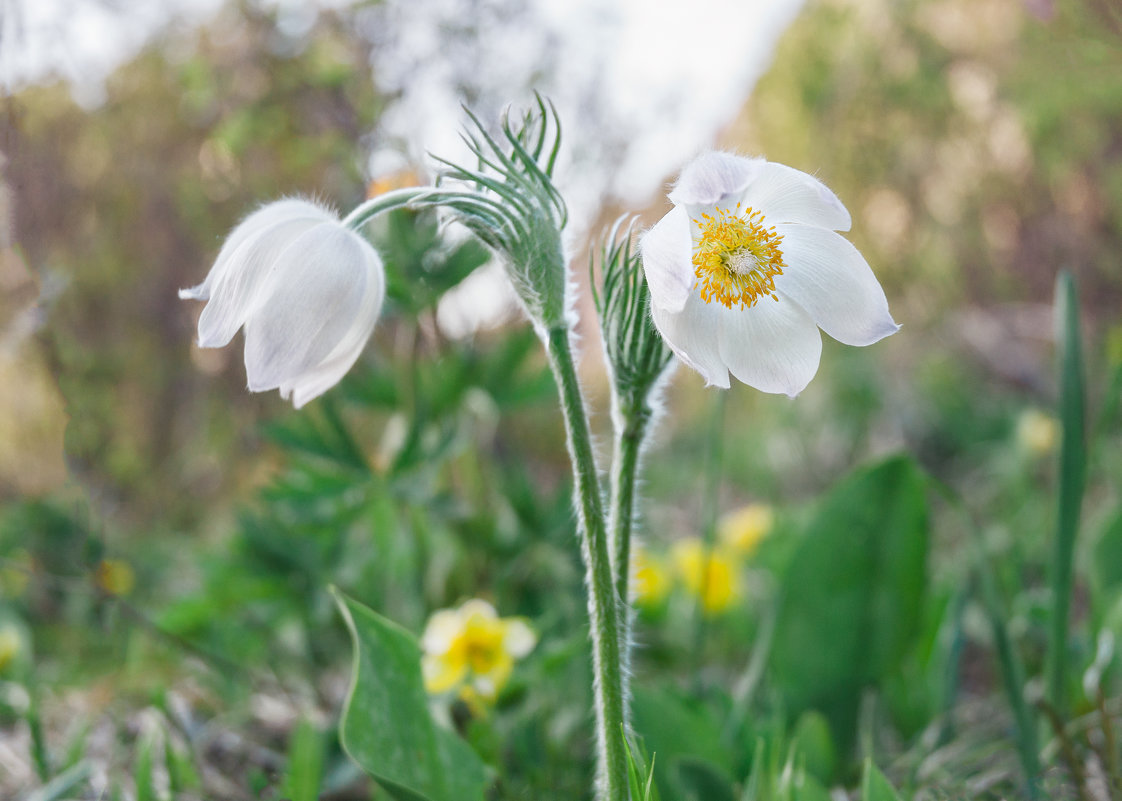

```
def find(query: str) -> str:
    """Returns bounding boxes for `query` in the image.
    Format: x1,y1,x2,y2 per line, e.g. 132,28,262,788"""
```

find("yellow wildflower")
632,545,671,608
95,558,136,597
1016,409,1058,457
718,503,774,556
421,599,536,701
671,538,741,615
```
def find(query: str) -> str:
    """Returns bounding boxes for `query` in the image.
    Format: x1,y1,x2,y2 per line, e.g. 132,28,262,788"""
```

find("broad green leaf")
333,589,488,801
860,759,902,801
771,455,928,746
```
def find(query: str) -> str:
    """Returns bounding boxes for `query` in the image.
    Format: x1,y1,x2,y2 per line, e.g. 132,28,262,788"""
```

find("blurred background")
1,0,1121,798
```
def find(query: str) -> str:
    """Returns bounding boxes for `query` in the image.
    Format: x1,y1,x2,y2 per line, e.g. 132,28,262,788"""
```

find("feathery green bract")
416,94,570,332
593,216,673,404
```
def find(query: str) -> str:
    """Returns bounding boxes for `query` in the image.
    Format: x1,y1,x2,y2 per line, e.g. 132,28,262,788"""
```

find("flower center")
692,204,785,309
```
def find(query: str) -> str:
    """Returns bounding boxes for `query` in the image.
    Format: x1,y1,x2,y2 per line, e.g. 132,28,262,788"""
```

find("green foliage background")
2,0,1122,799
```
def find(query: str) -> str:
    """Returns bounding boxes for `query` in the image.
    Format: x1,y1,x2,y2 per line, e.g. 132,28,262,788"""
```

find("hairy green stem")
546,326,628,801
609,400,652,604
342,187,429,230
607,395,654,740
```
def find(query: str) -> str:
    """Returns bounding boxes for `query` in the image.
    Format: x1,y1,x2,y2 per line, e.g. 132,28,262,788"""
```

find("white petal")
650,293,730,389
459,599,498,620
185,199,334,348
668,152,765,207
242,225,373,391
179,198,330,303
282,341,367,409
715,295,823,397
741,163,852,231
503,619,537,658
773,224,900,346
640,205,693,313
281,244,385,408
421,610,463,654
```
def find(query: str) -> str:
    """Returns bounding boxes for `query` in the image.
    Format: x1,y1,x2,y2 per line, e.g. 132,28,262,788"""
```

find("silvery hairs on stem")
411,94,571,336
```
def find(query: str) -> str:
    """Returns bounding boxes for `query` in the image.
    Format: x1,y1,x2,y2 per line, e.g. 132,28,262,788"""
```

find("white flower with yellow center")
180,198,385,408
641,152,899,396
421,599,537,701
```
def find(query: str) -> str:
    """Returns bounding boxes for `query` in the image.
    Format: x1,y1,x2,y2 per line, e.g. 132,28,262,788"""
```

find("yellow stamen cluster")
692,204,786,309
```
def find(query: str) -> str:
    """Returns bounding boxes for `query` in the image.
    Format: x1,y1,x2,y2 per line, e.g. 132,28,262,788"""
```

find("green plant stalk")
546,325,628,801
1046,271,1087,716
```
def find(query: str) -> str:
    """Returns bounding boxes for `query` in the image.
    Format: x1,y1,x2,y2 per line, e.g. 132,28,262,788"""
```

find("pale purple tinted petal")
668,152,765,207
242,224,374,392
185,199,334,347
650,293,730,389
741,162,852,231
715,294,822,397
640,205,693,314
773,224,899,346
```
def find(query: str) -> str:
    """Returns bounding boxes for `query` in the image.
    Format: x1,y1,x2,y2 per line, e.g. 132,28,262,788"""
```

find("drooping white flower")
180,198,385,408
641,152,899,396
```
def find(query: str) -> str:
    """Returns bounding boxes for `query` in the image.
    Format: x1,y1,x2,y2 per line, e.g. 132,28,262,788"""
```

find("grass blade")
1046,270,1087,715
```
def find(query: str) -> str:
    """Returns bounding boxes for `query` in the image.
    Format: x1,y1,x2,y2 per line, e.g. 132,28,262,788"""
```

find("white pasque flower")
641,152,899,396
180,198,385,408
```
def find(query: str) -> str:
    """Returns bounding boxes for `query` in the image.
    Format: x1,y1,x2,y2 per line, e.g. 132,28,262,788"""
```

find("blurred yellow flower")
1016,409,1058,457
367,168,423,198
0,625,20,672
718,503,774,556
632,545,671,607
421,599,536,701
671,539,741,615
95,558,136,597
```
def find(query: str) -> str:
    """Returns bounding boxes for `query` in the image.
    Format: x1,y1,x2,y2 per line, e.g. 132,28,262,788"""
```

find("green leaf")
860,759,902,801
280,719,325,801
134,733,157,801
632,686,733,800
676,756,737,801
791,711,836,783
24,761,92,801
623,729,660,801
1047,270,1087,714
771,455,929,748
1093,508,1122,597
332,589,488,801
